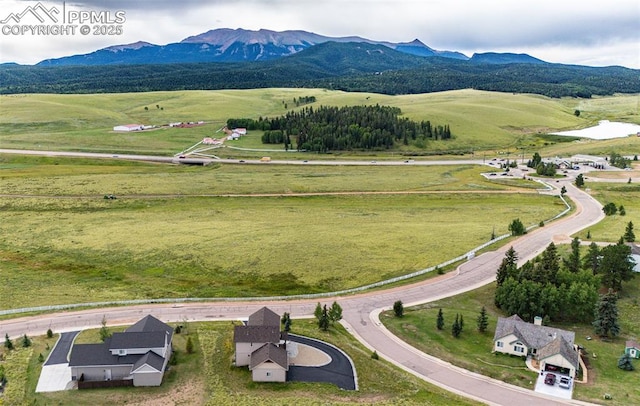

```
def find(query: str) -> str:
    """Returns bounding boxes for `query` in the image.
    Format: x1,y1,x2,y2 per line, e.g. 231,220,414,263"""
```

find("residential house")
625,340,640,359
69,315,173,387
493,315,579,378
234,307,288,382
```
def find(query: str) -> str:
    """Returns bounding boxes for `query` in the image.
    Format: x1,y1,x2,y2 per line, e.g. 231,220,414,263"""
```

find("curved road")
0,150,604,405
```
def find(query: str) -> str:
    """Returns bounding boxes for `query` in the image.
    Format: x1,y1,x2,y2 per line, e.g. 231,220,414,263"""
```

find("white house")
113,124,144,132
249,343,289,382
234,307,288,382
493,315,579,378
69,315,173,387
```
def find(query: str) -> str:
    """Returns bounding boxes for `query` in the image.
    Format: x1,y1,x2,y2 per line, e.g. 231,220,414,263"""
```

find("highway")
0,149,604,405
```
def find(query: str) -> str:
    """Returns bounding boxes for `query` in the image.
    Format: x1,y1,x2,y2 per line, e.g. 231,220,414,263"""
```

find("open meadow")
0,155,564,309
1,89,638,157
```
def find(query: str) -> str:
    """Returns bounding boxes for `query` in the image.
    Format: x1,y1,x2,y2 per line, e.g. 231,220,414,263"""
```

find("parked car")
558,376,571,389
544,373,556,385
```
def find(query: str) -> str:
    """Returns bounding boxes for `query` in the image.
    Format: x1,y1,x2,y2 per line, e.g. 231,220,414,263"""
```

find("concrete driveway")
287,334,357,390
35,331,79,392
534,372,573,400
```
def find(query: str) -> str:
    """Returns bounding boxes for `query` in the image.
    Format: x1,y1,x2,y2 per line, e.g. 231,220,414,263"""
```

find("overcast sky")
1,0,639,68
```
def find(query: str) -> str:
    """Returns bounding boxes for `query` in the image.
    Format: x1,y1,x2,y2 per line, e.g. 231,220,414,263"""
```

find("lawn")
381,271,640,406
572,182,640,242
2,321,479,406
0,155,565,310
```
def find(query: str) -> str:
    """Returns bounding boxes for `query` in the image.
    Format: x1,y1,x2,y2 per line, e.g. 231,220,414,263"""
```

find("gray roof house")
69,315,173,387
234,307,288,382
493,315,579,378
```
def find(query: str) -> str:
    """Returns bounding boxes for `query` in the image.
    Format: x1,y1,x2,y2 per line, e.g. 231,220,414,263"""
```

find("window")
266,372,271,377
118,349,126,356
496,341,503,348
514,346,524,353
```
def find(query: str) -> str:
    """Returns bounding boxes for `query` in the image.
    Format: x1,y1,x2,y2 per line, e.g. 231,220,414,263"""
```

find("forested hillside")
1,42,638,97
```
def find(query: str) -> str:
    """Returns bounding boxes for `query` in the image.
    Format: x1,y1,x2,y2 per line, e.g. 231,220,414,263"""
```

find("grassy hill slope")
1,89,638,155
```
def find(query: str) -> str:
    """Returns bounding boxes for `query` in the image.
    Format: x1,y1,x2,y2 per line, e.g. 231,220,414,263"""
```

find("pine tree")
186,336,194,354
21,334,31,348
477,306,489,333
281,312,292,332
564,237,582,273
575,174,585,188
393,300,404,318
452,313,462,338
318,304,330,331
4,333,13,350
593,289,620,338
583,242,600,275
437,308,445,330
496,246,518,286
624,221,635,242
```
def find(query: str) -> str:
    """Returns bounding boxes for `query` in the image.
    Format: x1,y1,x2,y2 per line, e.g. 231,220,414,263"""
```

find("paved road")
0,148,488,166
0,150,604,405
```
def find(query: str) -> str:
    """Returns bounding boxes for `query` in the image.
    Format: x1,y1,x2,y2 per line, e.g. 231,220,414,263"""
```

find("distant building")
113,124,143,132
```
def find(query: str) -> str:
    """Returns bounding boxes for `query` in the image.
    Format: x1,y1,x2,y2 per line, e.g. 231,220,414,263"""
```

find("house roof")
132,351,165,373
126,315,174,336
493,315,575,351
70,315,172,369
248,307,281,327
234,325,282,343
69,340,141,367
537,336,579,369
626,340,640,349
249,343,288,370
110,331,167,350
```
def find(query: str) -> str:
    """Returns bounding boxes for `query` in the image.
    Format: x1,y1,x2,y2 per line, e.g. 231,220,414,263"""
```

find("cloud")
2,0,639,67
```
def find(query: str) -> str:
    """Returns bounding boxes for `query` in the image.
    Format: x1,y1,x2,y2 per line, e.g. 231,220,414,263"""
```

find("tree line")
495,233,635,324
236,104,451,152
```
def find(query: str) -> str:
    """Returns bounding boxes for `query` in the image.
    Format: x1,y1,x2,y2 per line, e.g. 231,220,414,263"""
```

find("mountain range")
36,28,526,66
2,28,638,97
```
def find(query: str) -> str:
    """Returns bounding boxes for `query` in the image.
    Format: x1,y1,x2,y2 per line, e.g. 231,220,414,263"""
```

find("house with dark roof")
69,315,173,387
493,315,579,378
234,307,288,382
625,340,640,359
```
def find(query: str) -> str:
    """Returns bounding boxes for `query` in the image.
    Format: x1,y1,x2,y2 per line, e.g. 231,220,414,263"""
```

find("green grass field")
0,156,565,309
573,182,640,242
1,89,638,156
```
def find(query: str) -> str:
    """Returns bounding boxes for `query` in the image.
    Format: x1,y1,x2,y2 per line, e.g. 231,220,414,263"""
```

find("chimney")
534,316,542,326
